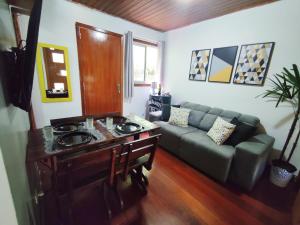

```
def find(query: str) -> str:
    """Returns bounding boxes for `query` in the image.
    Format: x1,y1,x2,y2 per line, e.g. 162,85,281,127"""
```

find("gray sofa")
154,102,275,191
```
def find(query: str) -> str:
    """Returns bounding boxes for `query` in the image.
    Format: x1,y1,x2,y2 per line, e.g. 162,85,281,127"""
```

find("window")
133,41,159,85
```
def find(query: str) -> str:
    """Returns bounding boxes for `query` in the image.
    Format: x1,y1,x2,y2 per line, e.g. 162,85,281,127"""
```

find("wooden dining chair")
50,112,121,126
115,134,161,194
54,144,121,224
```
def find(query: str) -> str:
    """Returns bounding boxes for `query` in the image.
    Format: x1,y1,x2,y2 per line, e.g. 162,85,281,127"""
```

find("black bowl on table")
115,122,142,134
53,122,84,134
56,131,94,147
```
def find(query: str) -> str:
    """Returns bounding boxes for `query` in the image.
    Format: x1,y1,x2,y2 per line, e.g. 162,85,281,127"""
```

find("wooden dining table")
25,115,160,225
26,115,160,162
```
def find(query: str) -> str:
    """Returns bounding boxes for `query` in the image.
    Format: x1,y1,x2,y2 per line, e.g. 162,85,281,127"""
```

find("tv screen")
11,0,43,111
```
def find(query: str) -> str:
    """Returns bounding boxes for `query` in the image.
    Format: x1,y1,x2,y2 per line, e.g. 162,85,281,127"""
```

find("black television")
4,0,43,112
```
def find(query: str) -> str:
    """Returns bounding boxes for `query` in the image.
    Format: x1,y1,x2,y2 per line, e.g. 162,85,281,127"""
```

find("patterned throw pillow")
207,117,236,145
168,107,191,127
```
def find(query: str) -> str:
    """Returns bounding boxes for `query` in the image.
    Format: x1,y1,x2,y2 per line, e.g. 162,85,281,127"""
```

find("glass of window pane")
145,46,158,83
133,45,146,82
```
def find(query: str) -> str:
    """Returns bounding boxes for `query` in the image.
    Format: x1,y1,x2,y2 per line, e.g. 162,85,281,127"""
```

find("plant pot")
270,165,294,188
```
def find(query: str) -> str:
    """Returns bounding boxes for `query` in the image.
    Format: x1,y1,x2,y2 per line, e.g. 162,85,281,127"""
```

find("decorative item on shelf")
189,49,211,81
260,64,300,187
151,81,158,95
233,42,275,86
208,46,238,83
158,83,162,95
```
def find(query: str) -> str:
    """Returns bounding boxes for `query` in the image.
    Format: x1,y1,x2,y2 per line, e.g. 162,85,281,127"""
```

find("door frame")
75,22,124,116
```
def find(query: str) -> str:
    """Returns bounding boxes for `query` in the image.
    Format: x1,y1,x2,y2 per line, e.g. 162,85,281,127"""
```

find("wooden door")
76,22,123,116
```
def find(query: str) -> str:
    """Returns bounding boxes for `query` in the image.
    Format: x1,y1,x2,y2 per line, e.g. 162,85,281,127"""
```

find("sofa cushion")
207,117,236,145
179,131,236,182
156,121,198,136
238,114,260,127
188,110,206,128
168,107,190,127
181,102,210,112
208,107,223,115
154,121,197,155
199,113,218,131
220,110,241,119
225,117,256,146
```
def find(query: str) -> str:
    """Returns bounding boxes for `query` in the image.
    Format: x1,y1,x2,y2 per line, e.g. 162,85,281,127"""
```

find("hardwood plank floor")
47,147,297,225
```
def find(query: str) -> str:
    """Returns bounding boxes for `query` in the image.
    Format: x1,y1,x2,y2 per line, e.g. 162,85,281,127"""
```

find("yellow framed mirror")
36,43,72,103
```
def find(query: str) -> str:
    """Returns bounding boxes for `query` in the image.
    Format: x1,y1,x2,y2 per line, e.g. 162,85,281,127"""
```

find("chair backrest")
55,144,121,194
50,113,121,126
119,134,161,179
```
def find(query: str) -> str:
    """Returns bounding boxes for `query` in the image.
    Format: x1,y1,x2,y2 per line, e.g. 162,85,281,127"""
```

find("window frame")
133,38,158,87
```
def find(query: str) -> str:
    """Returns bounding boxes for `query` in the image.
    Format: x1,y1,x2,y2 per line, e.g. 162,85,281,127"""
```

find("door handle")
117,83,121,94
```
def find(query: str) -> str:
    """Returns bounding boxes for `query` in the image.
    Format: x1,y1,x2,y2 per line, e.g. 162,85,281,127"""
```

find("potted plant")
261,64,300,187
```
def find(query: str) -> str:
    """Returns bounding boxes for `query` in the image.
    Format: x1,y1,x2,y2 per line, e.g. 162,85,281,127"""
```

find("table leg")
130,167,147,194
102,183,112,220
133,133,140,140
113,177,124,209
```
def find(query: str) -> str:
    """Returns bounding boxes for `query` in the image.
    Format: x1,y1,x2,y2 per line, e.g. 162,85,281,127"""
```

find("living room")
0,0,300,225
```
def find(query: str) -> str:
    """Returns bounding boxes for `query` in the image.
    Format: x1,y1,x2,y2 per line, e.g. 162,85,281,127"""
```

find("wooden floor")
47,147,297,225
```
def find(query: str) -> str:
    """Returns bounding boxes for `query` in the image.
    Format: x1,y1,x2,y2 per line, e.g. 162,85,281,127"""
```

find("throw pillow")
168,107,190,127
224,117,256,146
207,117,236,145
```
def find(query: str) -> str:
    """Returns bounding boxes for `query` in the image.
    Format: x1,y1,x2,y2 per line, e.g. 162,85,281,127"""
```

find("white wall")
0,148,19,225
164,0,300,168
24,0,163,128
0,1,32,225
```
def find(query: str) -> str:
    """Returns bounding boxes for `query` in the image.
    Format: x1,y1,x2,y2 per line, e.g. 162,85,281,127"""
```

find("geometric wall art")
208,46,238,83
189,49,211,81
233,42,275,86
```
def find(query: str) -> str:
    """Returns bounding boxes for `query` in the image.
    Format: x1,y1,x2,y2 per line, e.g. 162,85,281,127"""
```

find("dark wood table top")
26,115,160,163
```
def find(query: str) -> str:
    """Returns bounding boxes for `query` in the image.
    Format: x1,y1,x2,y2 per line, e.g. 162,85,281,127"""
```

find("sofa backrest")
181,102,260,131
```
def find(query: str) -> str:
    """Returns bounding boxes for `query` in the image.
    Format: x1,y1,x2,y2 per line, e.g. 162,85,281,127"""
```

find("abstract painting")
189,49,211,81
233,42,275,86
208,46,238,83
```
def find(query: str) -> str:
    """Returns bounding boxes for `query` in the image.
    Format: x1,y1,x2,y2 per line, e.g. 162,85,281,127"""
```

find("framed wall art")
188,49,211,81
233,42,275,86
208,46,238,83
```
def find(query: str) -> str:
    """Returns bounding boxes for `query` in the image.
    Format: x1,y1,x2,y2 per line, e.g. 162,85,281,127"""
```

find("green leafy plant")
261,64,300,172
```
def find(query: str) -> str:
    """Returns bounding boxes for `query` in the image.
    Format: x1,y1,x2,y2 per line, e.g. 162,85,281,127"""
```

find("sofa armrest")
248,133,275,148
229,134,275,190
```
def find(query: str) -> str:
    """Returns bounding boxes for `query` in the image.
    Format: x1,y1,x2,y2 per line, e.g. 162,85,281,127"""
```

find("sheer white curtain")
124,31,134,99
157,41,165,86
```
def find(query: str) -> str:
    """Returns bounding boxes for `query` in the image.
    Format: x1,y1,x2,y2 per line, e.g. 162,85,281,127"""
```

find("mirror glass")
36,43,72,102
